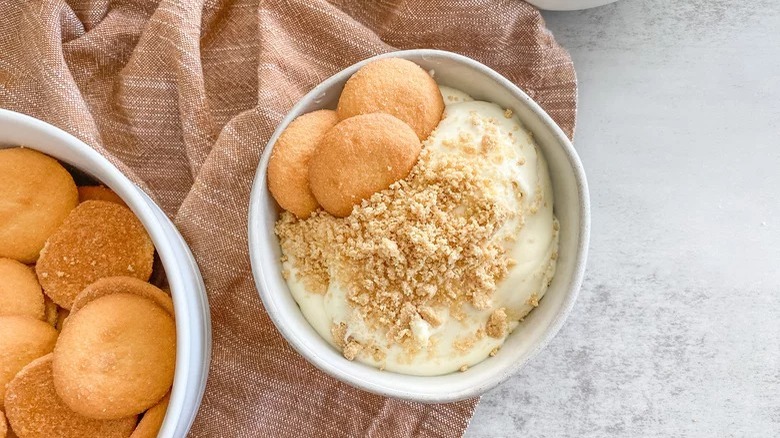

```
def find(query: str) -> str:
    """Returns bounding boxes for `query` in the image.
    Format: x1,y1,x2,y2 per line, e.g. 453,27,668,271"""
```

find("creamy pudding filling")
275,87,559,375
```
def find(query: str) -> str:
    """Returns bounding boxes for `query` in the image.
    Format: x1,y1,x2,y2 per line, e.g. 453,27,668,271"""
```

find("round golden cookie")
3,354,137,438
35,200,154,309
268,110,339,218
129,392,169,438
309,113,421,217
70,276,174,318
0,148,78,263
0,258,44,320
77,186,127,207
52,293,176,419
43,296,58,326
336,58,445,140
0,316,59,411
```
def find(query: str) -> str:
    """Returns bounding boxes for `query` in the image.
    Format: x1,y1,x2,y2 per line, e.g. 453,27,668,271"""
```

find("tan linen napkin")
0,0,576,436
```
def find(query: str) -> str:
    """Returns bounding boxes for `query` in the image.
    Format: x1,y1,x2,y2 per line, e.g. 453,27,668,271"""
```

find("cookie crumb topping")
276,140,518,358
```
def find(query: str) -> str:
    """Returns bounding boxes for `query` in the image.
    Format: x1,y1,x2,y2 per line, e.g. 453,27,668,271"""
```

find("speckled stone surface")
466,0,780,436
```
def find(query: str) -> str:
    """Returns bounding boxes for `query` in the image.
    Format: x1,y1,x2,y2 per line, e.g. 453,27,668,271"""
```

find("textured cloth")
0,0,576,436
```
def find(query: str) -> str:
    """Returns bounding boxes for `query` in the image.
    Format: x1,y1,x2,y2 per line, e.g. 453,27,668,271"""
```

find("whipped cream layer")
281,87,559,375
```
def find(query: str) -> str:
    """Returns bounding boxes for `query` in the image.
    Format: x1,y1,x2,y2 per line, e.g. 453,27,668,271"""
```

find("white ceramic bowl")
526,0,620,10
248,50,589,403
0,109,211,436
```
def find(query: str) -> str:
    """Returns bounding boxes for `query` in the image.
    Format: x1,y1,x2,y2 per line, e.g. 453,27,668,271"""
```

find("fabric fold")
0,0,576,436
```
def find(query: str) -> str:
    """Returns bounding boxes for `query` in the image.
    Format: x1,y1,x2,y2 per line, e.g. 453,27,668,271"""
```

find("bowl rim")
247,49,590,402
525,0,619,11
0,108,212,436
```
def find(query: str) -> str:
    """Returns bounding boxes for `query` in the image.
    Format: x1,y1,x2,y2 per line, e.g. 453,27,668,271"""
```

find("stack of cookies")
0,148,175,438
268,58,445,218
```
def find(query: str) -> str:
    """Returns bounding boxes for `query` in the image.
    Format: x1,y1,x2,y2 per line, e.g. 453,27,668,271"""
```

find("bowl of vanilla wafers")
0,109,210,438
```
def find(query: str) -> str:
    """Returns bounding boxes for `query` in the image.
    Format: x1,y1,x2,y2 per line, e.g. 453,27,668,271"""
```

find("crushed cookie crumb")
486,308,508,338
504,108,513,118
459,365,469,372
275,214,333,294
489,346,500,357
454,337,473,353
332,322,369,361
418,306,442,327
331,322,347,348
343,341,363,361
481,129,499,153
449,302,467,322
526,292,540,308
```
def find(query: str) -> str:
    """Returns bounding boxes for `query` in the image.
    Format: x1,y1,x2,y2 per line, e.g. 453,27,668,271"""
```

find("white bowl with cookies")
0,109,210,437
526,0,620,10
248,50,589,402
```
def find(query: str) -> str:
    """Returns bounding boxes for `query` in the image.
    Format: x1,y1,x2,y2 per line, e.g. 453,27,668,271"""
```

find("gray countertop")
466,0,780,436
